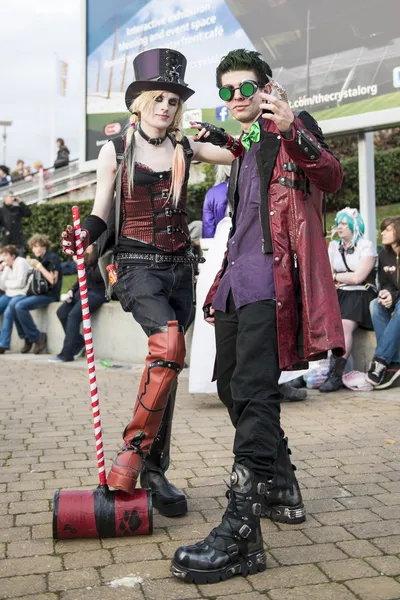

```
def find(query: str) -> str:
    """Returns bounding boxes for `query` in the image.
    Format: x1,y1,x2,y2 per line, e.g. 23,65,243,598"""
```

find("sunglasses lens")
240,81,257,97
219,87,233,101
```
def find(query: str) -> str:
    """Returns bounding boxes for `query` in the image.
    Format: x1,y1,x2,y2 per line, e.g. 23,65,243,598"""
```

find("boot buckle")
257,483,266,494
239,524,252,539
227,543,239,557
226,563,242,577
252,502,261,516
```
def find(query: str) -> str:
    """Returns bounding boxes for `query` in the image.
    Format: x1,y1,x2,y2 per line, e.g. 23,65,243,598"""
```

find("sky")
0,0,82,170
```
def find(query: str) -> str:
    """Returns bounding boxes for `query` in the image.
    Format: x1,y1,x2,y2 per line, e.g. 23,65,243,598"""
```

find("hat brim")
125,81,195,111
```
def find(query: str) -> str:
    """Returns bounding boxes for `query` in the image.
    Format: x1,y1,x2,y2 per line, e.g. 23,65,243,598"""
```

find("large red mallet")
53,206,152,539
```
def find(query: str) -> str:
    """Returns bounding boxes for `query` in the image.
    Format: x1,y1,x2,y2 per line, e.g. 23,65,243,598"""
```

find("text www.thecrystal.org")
289,84,378,109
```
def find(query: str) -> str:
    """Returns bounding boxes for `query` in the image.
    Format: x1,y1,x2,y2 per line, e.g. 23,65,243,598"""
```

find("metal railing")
0,159,97,205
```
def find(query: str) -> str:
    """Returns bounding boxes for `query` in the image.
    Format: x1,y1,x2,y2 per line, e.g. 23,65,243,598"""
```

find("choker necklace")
137,124,167,146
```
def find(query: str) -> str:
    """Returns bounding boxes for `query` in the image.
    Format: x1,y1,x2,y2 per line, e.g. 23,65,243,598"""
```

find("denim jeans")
370,298,400,364
0,295,25,348
56,290,106,359
214,292,282,478
115,261,194,334
11,295,56,342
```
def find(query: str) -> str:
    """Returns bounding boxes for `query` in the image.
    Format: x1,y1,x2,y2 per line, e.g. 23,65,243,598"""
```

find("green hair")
335,209,365,244
216,49,272,88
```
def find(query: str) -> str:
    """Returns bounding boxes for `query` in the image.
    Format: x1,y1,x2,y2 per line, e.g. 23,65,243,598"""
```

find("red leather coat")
204,113,345,370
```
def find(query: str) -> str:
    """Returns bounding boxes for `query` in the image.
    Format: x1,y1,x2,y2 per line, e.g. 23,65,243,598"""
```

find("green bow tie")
241,121,260,151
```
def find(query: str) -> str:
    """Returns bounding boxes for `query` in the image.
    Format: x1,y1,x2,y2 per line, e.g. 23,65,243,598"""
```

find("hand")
190,121,229,147
27,257,39,268
67,289,74,299
204,304,215,326
61,224,88,256
260,91,294,134
378,290,393,309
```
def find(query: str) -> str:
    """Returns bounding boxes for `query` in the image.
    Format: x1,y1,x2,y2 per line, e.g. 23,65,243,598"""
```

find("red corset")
120,163,189,253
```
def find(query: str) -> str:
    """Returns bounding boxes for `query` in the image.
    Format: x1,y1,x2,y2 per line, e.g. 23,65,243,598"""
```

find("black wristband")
81,215,107,244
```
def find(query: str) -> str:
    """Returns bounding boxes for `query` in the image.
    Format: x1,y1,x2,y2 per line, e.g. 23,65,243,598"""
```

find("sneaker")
375,363,400,390
366,360,387,386
48,355,74,363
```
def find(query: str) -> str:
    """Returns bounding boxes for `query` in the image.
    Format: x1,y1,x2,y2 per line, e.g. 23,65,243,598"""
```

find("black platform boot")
261,436,306,524
171,463,267,584
319,356,347,393
140,380,187,517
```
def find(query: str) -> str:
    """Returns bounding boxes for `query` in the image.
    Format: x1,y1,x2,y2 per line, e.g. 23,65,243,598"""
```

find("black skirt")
337,287,377,330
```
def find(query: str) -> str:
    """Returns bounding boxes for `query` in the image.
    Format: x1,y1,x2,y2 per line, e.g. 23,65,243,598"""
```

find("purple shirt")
202,181,229,238
212,140,275,312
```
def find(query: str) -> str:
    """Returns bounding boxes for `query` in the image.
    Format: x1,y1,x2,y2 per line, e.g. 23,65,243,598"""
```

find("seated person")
0,245,30,353
49,244,106,362
367,216,400,389
11,234,62,354
320,208,377,392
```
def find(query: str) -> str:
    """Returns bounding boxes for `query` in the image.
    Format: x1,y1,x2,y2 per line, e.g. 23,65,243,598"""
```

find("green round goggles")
218,80,261,102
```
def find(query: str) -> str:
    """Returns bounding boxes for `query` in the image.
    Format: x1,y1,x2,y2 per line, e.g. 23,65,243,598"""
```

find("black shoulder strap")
339,246,353,272
181,135,193,181
111,135,124,244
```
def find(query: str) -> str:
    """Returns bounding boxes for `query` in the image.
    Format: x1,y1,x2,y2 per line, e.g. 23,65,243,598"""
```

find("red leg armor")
107,321,185,494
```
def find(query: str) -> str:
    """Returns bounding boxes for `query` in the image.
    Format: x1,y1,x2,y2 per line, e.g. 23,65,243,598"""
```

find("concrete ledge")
5,300,374,370
7,301,193,364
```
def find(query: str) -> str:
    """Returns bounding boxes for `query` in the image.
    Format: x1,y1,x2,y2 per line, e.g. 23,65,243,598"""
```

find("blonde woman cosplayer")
61,48,236,519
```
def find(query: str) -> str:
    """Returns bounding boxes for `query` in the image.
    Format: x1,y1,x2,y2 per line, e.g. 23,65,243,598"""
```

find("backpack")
97,134,193,300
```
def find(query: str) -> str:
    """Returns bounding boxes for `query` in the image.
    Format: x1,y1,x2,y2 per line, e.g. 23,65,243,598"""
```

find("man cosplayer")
171,49,345,584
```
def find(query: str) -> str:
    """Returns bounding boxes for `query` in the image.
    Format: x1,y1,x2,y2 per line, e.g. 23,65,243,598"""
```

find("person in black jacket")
49,244,106,362
0,193,31,255
367,216,400,389
53,138,70,169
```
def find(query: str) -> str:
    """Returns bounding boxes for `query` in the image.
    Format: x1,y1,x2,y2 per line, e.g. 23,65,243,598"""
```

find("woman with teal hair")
320,207,377,392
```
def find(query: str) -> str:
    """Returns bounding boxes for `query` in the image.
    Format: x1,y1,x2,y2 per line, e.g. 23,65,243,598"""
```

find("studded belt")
117,252,205,264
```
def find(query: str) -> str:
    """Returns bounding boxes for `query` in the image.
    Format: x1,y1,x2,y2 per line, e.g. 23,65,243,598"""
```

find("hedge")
327,146,400,211
22,146,399,257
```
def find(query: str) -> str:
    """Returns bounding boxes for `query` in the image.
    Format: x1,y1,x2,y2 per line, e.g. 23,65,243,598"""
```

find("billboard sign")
84,0,400,161
225,0,400,135
85,0,255,160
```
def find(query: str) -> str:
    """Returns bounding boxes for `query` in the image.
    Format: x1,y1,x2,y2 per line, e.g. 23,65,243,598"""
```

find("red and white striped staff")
72,205,107,487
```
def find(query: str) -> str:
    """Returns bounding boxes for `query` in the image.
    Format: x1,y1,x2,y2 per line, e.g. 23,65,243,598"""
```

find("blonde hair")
124,90,186,207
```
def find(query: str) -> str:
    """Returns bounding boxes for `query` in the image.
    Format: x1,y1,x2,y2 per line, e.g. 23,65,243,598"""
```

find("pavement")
1,353,400,600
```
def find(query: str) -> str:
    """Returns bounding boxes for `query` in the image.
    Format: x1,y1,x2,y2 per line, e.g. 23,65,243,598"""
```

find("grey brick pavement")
1,354,400,600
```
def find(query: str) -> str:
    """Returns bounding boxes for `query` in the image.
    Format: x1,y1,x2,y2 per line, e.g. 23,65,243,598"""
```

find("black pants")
215,292,282,478
57,290,106,359
116,261,194,333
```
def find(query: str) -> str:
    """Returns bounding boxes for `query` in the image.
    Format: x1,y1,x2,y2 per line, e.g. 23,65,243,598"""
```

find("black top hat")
125,48,195,111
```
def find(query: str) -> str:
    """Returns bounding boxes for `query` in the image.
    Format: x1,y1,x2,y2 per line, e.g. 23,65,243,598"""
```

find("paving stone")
319,558,379,580
197,576,254,596
48,568,101,591
0,575,47,599
347,520,400,539
337,540,383,557
0,555,62,577
365,556,400,577
111,543,163,563
141,578,201,599
371,535,400,554
271,543,347,566
102,560,171,581
346,576,400,600
315,509,381,526
7,538,54,558
268,582,357,600
252,564,328,591
303,526,355,544
0,526,30,543
61,587,145,600
63,549,113,569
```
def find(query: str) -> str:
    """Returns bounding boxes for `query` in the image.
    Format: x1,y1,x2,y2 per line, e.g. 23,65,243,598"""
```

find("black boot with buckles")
140,381,187,517
171,463,267,584
261,436,306,524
